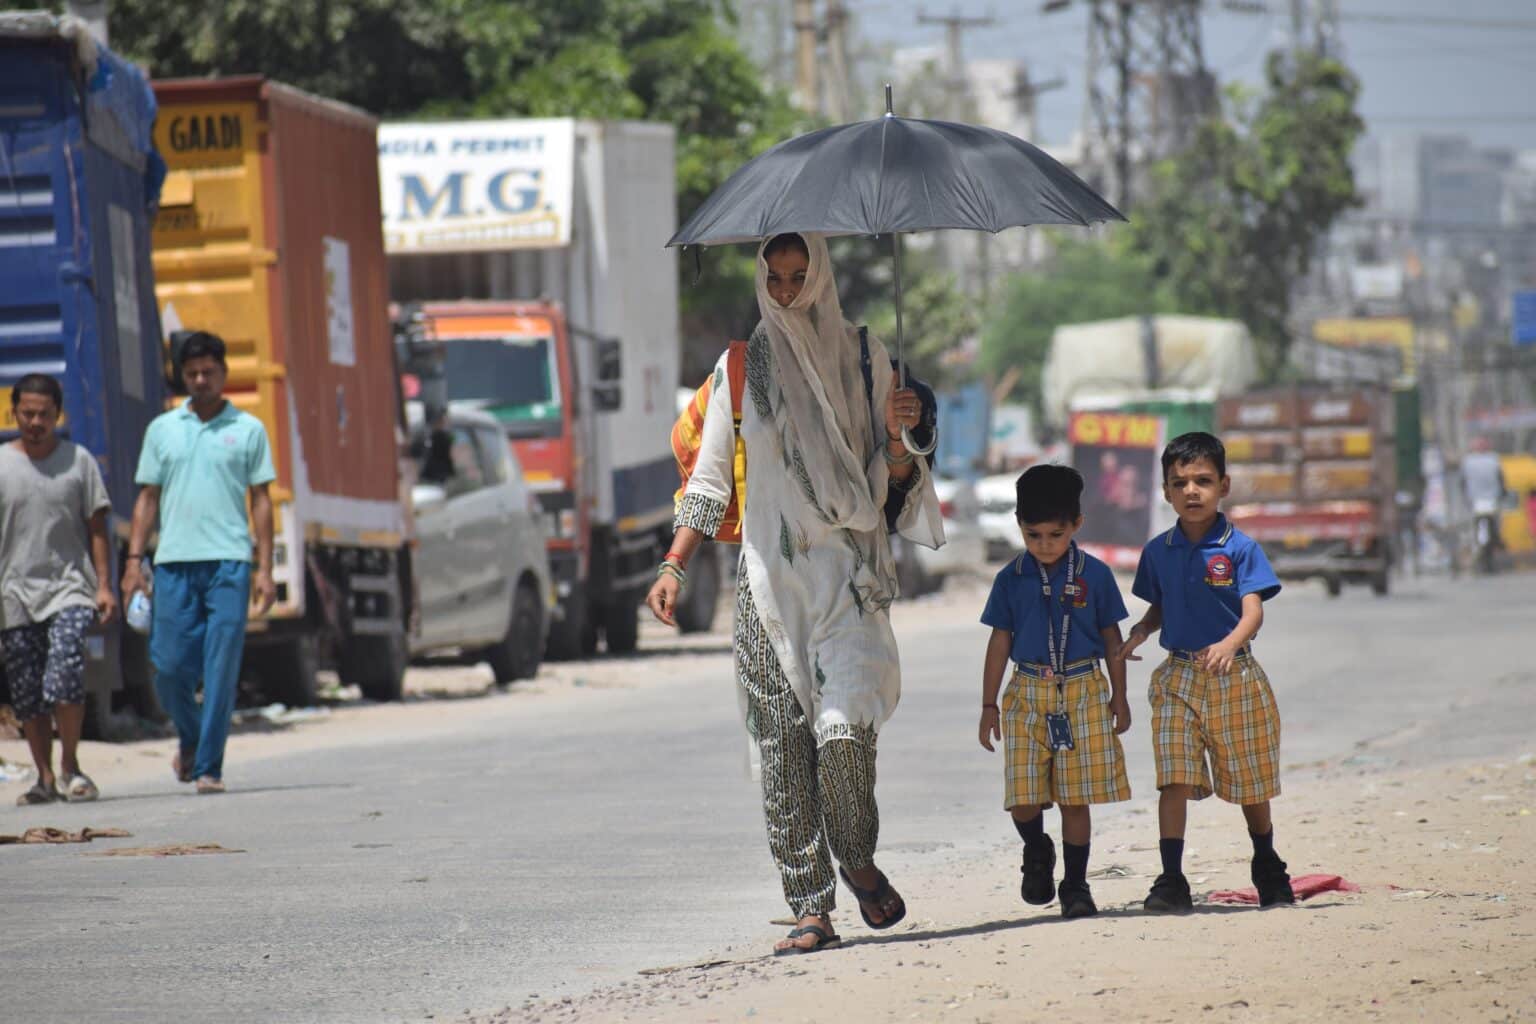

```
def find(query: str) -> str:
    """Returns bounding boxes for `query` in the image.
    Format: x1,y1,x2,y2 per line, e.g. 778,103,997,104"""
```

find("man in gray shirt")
0,374,116,804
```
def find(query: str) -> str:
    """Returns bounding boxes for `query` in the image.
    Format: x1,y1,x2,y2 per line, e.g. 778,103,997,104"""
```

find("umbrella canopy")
669,102,1125,248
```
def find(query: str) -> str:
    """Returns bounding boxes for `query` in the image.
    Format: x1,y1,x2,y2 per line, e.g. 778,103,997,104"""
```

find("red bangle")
663,552,685,567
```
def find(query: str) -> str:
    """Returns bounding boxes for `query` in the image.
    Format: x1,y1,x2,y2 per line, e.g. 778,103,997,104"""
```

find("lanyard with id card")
1041,545,1076,751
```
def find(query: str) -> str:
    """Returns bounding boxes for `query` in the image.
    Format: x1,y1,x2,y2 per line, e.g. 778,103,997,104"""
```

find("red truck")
1219,385,1397,597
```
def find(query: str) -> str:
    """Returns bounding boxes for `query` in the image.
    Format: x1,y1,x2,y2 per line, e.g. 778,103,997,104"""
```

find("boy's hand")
646,573,681,627
1110,695,1132,735
978,705,1001,752
1200,639,1240,675
1118,624,1150,662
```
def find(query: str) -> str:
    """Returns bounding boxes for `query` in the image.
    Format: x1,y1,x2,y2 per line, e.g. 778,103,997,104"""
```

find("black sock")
1014,813,1046,847
1063,842,1090,886
1250,828,1275,857
1159,838,1184,876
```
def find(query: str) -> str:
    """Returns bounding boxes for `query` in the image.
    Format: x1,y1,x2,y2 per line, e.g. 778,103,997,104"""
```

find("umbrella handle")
901,423,937,458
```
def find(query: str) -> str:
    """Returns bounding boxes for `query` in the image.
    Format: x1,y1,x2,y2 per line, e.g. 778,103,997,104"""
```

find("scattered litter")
1087,864,1132,879
0,826,132,846
87,843,243,857
1207,873,1361,905
1479,794,1509,802
0,758,36,783
235,703,331,725
1516,753,1533,765
1388,888,1453,900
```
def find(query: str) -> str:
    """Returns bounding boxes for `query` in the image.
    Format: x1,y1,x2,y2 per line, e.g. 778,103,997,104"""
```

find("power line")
1220,2,1536,32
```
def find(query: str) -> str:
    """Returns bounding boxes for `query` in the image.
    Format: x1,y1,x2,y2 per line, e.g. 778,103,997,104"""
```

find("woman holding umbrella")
647,231,944,954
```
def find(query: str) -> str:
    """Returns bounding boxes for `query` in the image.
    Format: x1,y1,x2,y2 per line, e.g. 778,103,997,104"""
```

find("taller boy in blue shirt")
1118,432,1295,912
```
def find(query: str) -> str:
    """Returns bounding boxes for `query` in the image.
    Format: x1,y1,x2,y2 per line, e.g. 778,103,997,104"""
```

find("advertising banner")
1069,412,1165,569
378,119,576,254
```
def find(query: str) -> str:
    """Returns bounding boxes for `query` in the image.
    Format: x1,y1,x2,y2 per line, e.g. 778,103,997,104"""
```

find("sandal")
772,923,841,956
59,773,99,803
16,782,57,806
839,866,907,930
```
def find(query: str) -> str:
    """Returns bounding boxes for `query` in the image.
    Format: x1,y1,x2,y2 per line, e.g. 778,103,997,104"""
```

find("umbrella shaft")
891,232,905,386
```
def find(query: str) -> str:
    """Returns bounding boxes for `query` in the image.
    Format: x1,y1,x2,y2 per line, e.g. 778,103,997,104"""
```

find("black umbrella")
668,86,1125,453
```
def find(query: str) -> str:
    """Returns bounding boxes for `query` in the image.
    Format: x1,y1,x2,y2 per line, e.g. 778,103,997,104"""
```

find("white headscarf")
754,232,886,532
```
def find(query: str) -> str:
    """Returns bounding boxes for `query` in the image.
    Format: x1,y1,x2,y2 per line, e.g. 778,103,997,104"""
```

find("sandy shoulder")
473,750,1536,1024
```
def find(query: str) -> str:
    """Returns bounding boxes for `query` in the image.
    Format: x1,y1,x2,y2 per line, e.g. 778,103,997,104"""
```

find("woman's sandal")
839,866,908,930
772,923,842,956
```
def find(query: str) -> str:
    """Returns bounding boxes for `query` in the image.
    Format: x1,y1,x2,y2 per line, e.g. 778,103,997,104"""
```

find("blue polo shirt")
1131,514,1281,651
135,400,276,564
981,546,1129,666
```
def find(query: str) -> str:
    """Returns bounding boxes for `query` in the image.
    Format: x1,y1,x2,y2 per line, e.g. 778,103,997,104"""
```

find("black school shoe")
1252,851,1295,907
1143,872,1194,914
1020,836,1057,906
1057,879,1098,918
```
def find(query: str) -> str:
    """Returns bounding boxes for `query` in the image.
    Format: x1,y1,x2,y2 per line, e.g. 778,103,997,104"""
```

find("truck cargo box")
151,76,409,703
152,77,404,603
0,19,165,517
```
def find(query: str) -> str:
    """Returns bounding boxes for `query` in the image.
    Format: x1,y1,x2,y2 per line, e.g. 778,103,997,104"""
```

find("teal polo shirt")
1131,514,1281,651
135,400,276,564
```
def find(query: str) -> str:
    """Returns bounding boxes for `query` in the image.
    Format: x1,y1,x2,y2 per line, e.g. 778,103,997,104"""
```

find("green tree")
1128,51,1364,377
102,0,807,377
978,236,1170,419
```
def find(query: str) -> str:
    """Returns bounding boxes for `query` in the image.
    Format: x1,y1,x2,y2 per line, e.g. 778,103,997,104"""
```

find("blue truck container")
0,15,165,513
0,14,166,726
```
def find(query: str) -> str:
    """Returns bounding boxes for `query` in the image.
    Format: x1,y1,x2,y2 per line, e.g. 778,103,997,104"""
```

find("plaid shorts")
1149,651,1281,803
1001,661,1131,809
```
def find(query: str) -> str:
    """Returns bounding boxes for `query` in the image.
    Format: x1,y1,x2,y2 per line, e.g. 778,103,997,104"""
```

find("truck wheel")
248,635,320,707
487,582,543,683
675,547,721,634
81,689,114,742
545,586,589,662
1324,575,1343,598
1370,569,1390,597
119,626,166,723
342,631,409,702
603,598,640,655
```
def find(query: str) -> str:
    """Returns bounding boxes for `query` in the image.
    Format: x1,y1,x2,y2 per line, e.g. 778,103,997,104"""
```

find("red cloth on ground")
1207,873,1360,905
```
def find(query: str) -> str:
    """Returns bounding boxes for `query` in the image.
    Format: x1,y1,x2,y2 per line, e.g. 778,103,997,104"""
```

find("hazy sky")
818,0,1536,152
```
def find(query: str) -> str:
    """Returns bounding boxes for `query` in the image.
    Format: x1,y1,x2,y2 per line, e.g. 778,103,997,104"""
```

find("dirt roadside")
471,750,1536,1024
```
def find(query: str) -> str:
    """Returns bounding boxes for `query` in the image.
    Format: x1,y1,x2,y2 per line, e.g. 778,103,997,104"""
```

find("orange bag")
672,342,748,542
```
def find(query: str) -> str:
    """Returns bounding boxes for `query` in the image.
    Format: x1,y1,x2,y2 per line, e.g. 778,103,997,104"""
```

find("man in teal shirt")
123,332,276,793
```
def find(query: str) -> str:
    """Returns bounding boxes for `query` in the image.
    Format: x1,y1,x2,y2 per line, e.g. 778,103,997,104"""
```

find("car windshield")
442,336,561,429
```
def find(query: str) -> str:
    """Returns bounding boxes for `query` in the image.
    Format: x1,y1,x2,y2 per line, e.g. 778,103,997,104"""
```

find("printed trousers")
735,581,879,918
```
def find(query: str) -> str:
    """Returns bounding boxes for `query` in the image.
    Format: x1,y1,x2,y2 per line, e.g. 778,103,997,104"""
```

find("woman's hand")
885,371,921,441
646,572,682,627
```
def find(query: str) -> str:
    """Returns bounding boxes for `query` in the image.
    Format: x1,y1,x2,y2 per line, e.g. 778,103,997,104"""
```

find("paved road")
5,573,1531,1022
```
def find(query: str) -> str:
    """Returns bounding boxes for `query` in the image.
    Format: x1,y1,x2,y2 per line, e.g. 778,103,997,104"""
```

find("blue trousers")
150,561,251,781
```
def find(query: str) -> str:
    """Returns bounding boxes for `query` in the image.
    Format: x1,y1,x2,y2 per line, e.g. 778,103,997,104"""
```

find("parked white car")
406,404,552,684
895,475,986,596
977,472,1022,563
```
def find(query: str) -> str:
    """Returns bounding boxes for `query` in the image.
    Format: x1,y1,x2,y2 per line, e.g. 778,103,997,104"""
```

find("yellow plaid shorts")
1149,652,1281,803
1001,661,1131,809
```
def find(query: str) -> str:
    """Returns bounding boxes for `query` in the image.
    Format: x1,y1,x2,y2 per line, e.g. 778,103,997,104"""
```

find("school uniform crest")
1205,554,1235,587
1062,578,1090,608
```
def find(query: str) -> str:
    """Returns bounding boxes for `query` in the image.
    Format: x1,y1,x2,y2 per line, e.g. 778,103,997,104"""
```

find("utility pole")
824,0,853,122
1006,66,1066,142
793,0,820,115
1049,0,1211,211
917,8,997,120
916,7,997,298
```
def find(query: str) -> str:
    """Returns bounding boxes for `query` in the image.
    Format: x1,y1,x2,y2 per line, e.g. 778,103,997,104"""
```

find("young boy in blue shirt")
978,465,1132,919
1118,432,1295,912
